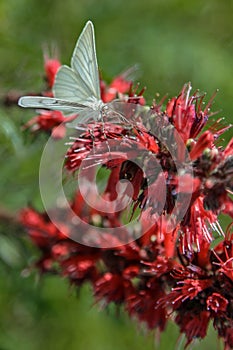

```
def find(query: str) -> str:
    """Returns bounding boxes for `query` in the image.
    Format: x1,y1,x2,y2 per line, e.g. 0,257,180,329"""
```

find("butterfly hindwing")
66,109,101,127
53,65,92,102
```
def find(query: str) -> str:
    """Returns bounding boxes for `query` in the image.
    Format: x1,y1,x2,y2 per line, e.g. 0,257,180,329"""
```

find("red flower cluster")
20,206,233,349
19,55,233,349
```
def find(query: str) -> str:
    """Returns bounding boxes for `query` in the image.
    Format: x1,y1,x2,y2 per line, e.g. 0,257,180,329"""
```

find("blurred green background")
0,0,232,349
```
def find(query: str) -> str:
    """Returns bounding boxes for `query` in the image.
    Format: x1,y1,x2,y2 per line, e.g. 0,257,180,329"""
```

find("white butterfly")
18,20,142,126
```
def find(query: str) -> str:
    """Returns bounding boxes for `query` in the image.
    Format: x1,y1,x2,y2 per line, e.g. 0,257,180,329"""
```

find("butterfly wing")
66,109,101,128
18,96,88,112
107,101,150,125
71,21,100,99
53,21,101,106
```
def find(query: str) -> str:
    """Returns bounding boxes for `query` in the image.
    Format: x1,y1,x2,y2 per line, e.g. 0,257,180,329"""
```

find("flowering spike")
17,41,233,349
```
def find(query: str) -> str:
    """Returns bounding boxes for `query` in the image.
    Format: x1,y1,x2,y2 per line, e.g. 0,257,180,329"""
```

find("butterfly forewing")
71,21,100,100
53,20,101,107
18,96,89,112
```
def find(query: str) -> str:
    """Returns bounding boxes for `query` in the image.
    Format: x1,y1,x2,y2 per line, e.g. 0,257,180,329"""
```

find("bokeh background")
0,0,232,349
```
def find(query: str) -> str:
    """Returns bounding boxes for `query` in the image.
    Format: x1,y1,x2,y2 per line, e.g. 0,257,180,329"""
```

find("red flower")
126,282,167,331
101,76,132,103
206,293,228,313
23,110,76,139
44,56,61,89
100,67,145,105
20,207,67,247
94,272,133,304
189,130,215,160
61,255,99,285
176,311,210,347
166,83,216,142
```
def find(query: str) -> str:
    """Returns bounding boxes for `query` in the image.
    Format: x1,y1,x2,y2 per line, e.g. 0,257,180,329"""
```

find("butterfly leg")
100,111,111,155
